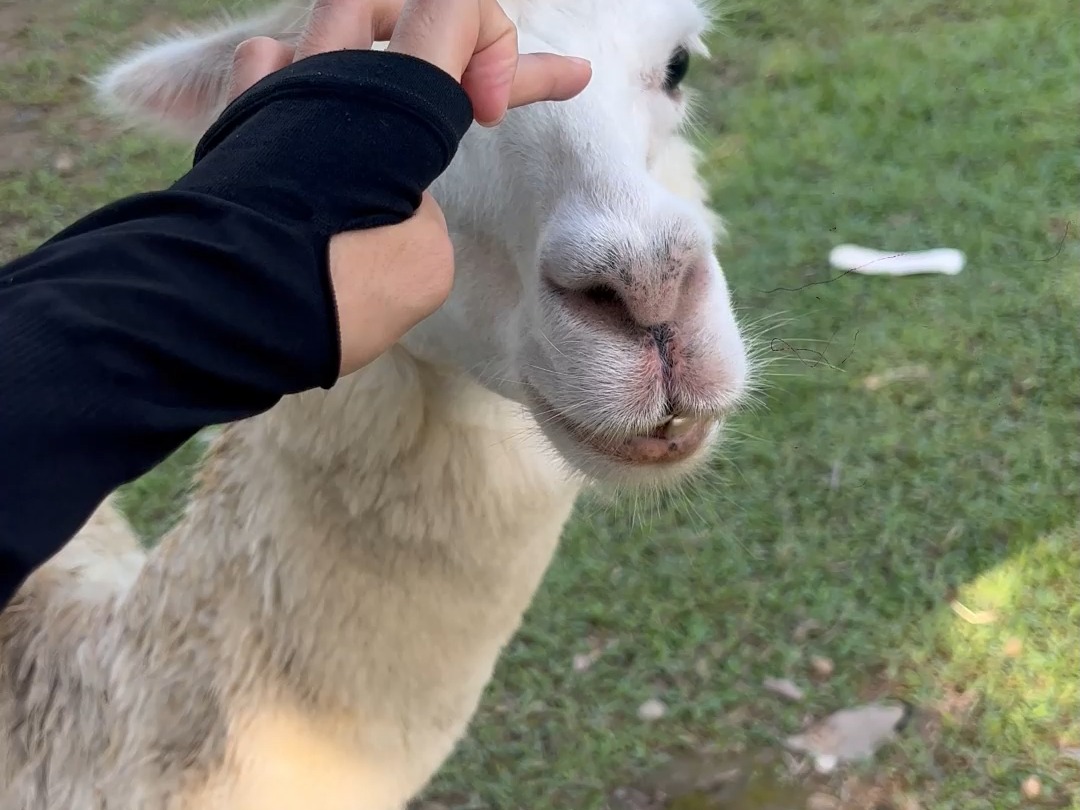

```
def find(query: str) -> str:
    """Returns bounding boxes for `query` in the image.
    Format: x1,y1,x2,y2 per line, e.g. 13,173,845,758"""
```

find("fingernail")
568,56,591,68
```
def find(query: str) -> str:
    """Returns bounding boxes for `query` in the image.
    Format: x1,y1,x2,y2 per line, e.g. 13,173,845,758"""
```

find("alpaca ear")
92,5,305,142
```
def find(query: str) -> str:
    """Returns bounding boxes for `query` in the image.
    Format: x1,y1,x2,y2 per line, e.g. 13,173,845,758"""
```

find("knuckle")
232,37,262,61
490,0,518,43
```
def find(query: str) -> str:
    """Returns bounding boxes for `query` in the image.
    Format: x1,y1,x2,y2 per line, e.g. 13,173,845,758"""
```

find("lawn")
2,0,1078,808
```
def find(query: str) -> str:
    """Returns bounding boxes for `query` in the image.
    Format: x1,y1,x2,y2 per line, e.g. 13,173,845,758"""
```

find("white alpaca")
0,2,751,808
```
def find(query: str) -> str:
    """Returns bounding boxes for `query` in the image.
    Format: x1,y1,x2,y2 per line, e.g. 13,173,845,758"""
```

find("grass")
2,0,1078,807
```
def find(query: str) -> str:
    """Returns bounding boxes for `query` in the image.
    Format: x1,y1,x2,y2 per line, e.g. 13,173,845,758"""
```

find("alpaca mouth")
525,384,713,465
602,414,712,464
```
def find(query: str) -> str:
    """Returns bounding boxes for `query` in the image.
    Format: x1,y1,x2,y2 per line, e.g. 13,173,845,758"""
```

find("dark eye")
663,46,691,92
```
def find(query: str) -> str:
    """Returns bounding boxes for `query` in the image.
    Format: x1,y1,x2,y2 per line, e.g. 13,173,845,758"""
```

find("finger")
458,17,519,125
388,0,591,125
387,0,514,80
465,49,592,126
294,0,386,61
387,0,519,124
506,53,592,110
227,37,295,103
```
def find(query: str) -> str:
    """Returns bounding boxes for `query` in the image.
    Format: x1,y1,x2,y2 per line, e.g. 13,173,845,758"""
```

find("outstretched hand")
223,0,592,377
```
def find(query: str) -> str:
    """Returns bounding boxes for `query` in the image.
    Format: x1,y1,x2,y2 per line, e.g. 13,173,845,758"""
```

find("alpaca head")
95,0,750,487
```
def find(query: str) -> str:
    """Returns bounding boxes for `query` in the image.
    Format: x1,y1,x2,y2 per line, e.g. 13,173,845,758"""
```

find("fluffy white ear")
92,4,307,142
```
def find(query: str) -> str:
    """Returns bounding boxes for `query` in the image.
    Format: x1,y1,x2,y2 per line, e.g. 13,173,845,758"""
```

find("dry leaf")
764,677,805,702
638,698,667,721
809,656,835,679
950,599,997,625
862,364,932,391
784,702,908,774
1003,638,1023,657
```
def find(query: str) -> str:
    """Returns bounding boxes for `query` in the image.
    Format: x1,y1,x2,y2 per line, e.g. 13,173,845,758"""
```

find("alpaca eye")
663,46,691,92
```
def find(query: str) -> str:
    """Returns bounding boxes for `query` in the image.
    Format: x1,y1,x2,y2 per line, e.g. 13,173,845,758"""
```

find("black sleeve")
0,50,474,607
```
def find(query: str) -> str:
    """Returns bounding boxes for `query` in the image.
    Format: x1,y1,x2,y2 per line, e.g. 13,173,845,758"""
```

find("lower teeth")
662,416,696,439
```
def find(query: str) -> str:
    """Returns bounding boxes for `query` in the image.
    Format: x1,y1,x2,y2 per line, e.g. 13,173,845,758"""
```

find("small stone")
637,698,667,721
52,151,75,174
763,677,805,702
573,651,598,672
810,655,835,679
1003,637,1023,657
694,657,711,678
793,618,823,643
806,792,840,810
1021,775,1041,799
785,701,907,772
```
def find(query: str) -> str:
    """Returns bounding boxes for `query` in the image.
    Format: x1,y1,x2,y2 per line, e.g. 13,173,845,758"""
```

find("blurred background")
1,0,1077,807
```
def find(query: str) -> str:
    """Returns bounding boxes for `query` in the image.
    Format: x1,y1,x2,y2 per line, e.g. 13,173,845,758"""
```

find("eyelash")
662,46,691,93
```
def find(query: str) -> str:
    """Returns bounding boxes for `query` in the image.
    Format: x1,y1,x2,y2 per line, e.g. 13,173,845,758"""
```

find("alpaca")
0,1,751,808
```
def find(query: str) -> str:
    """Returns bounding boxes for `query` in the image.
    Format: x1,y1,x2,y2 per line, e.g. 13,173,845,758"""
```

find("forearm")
0,50,472,607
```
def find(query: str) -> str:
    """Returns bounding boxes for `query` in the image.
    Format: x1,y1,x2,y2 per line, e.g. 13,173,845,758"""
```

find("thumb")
330,193,455,375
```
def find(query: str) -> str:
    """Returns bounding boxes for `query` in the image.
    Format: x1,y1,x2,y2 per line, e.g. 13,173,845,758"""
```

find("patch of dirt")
1,0,70,176
0,0,186,246
0,3,33,65
1,0,72,184
609,750,814,810
0,104,56,176
0,0,98,66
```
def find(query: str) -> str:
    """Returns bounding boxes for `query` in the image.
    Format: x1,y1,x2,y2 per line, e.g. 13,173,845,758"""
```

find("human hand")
223,0,593,376
229,0,593,127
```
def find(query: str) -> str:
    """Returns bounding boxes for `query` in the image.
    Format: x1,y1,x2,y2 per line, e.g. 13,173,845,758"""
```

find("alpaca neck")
129,349,581,717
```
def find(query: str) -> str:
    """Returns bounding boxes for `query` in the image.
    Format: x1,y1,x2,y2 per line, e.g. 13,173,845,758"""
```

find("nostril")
581,284,621,308
545,277,636,327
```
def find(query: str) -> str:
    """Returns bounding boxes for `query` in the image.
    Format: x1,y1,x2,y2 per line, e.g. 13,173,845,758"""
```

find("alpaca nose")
541,239,708,330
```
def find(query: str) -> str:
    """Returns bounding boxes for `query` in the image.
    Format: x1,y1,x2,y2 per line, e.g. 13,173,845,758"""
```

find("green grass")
2,0,1078,808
